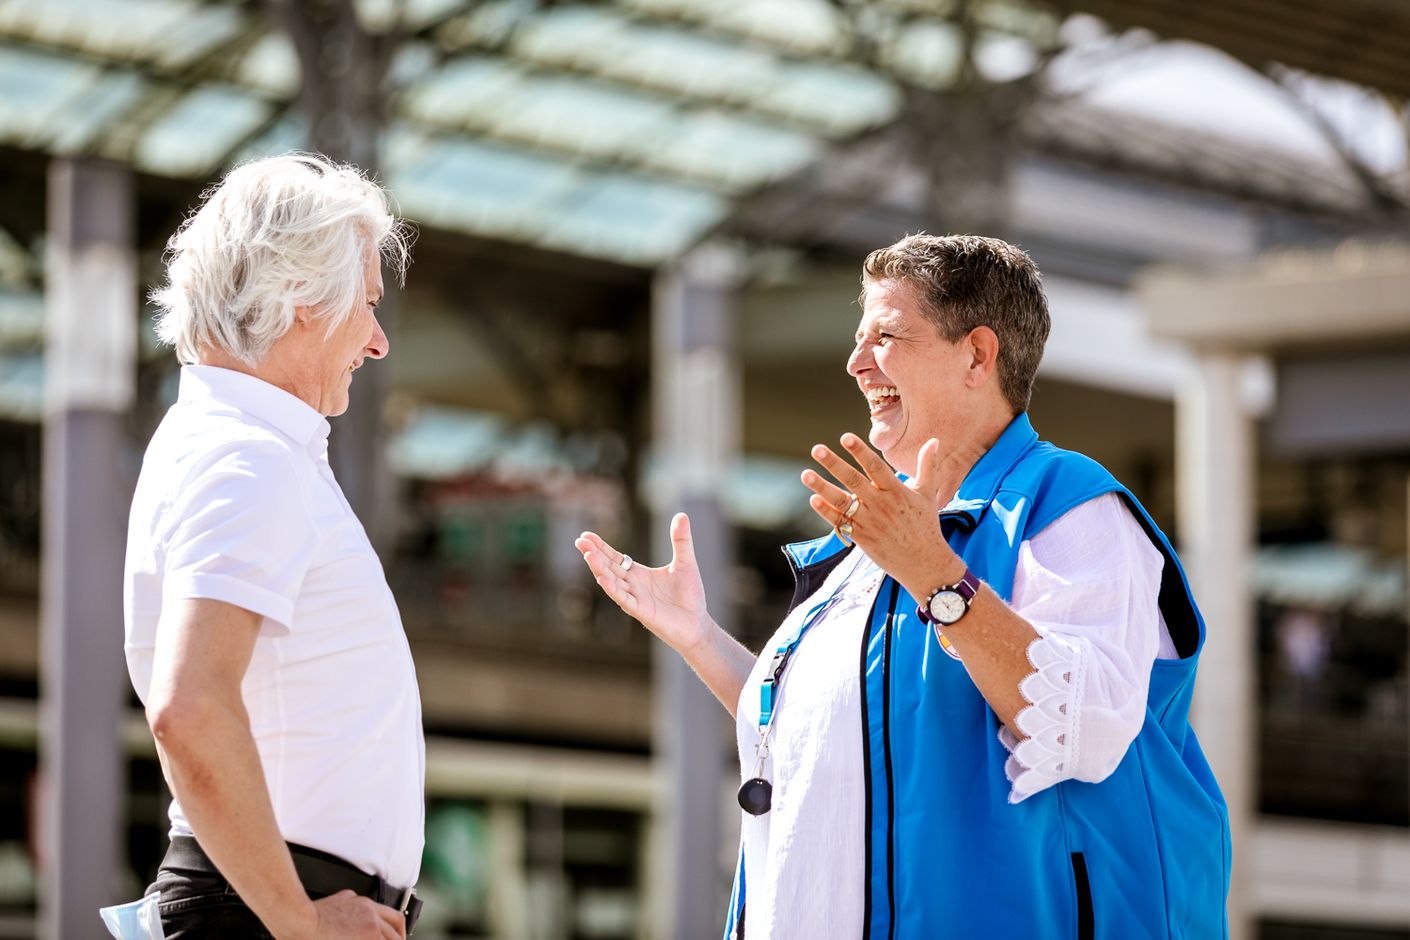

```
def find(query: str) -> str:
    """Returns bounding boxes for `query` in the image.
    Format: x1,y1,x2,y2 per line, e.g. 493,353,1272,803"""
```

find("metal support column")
650,245,741,940
1176,351,1255,940
39,159,136,939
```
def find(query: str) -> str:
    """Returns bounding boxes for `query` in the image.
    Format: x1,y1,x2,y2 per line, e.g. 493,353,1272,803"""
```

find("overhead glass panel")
404,59,683,165
653,111,817,189
551,174,724,264
0,48,101,149
388,132,583,243
585,29,777,103
47,70,147,155
0,0,908,266
0,0,242,69
233,31,299,96
754,61,900,134
232,112,309,164
483,77,678,161
400,56,527,126
356,0,467,33
134,84,272,177
151,5,246,70
883,18,964,89
621,0,847,58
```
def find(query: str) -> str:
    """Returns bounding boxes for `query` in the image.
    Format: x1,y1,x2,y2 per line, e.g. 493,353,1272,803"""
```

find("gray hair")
151,152,411,366
861,233,1050,413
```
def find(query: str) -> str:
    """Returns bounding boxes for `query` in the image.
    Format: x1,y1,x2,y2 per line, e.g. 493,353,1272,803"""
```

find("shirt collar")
179,365,331,449
939,411,1039,531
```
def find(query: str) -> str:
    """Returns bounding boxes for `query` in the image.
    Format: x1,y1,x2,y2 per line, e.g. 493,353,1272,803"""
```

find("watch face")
929,590,968,625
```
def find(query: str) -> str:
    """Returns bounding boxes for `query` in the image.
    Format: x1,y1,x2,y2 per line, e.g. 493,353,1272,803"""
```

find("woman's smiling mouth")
864,385,900,415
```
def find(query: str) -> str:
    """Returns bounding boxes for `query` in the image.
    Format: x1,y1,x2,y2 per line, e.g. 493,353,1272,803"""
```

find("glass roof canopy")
0,0,905,267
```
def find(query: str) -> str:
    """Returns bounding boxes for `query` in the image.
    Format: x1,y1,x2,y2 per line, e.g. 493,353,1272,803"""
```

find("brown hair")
861,233,1050,413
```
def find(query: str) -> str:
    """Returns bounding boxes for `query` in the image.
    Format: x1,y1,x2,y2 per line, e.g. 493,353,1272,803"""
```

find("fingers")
837,432,897,487
668,512,696,570
909,437,943,498
575,530,625,568
811,433,898,498
800,466,853,516
809,443,870,495
575,537,634,604
373,901,406,940
807,493,852,526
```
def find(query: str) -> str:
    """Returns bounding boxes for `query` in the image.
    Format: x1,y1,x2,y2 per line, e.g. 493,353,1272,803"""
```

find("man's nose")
366,316,390,359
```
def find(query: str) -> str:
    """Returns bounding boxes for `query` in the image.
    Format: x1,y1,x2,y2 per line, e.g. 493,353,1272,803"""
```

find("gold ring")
835,520,855,546
843,494,860,519
620,554,633,572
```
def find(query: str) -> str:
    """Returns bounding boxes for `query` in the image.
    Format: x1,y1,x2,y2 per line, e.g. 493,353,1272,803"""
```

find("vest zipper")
881,580,900,939
858,578,901,940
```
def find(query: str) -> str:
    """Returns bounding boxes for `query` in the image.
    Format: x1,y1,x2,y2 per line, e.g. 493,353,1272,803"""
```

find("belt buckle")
396,887,421,934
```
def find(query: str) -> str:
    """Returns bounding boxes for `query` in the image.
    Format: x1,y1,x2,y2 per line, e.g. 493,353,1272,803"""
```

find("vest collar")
939,411,1038,532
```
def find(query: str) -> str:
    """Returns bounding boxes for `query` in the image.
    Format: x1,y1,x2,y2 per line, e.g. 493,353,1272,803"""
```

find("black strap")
162,836,423,932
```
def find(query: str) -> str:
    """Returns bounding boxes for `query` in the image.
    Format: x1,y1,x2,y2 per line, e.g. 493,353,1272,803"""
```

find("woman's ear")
965,326,1000,388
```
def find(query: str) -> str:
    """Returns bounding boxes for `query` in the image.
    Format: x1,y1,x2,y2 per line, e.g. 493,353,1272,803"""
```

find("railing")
1260,708,1408,826
390,559,651,664
1256,597,1410,827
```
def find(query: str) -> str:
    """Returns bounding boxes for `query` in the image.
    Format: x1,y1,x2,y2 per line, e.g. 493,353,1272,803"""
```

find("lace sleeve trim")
997,633,1088,804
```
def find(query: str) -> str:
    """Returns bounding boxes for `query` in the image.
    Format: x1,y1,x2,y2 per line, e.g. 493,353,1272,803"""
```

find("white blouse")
732,492,1175,939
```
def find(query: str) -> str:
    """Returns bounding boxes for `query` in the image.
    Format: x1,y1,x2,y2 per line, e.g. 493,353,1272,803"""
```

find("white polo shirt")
123,365,425,888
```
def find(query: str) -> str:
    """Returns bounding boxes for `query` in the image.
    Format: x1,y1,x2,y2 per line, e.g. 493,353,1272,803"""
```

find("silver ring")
835,520,855,546
619,554,633,572
843,494,860,519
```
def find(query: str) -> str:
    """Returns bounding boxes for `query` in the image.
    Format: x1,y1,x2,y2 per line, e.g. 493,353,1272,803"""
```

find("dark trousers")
145,865,299,938
148,836,421,936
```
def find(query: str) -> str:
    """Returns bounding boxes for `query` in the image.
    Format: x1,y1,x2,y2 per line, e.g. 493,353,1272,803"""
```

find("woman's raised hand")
800,433,978,598
575,512,711,655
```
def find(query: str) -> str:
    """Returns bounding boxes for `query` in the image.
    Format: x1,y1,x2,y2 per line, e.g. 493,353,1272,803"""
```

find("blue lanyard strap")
756,588,849,731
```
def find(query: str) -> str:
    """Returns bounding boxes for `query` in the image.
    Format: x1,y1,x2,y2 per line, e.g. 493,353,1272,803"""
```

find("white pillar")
650,244,741,940
1176,350,1255,940
486,800,530,940
39,158,136,940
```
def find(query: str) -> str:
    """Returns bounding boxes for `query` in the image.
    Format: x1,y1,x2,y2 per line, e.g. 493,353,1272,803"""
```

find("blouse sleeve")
998,492,1173,803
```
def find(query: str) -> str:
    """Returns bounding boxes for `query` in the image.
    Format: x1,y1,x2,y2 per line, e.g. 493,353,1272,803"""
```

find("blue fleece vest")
724,414,1230,940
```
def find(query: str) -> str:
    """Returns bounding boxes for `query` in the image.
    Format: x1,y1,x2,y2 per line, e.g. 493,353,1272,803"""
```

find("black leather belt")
162,836,423,933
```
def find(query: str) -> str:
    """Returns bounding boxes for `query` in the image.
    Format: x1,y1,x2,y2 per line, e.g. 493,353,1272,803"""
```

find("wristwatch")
917,567,981,626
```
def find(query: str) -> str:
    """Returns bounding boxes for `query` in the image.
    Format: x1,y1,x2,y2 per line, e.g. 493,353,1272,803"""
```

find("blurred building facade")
0,1,1407,939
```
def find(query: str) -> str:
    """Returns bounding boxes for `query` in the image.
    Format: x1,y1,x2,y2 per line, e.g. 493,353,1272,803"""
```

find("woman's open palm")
575,512,710,654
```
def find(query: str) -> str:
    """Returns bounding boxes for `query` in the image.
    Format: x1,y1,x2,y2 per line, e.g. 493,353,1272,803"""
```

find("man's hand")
299,891,406,939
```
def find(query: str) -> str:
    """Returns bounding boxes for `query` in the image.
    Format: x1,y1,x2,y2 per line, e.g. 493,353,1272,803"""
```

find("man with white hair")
123,153,421,938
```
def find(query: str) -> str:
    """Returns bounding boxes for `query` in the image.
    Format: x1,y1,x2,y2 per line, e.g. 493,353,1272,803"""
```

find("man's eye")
877,333,891,344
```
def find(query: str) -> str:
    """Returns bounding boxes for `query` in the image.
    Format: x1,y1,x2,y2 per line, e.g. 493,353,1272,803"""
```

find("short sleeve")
161,442,320,635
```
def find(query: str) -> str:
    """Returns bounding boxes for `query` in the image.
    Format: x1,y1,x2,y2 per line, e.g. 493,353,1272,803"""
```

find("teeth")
864,386,899,402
